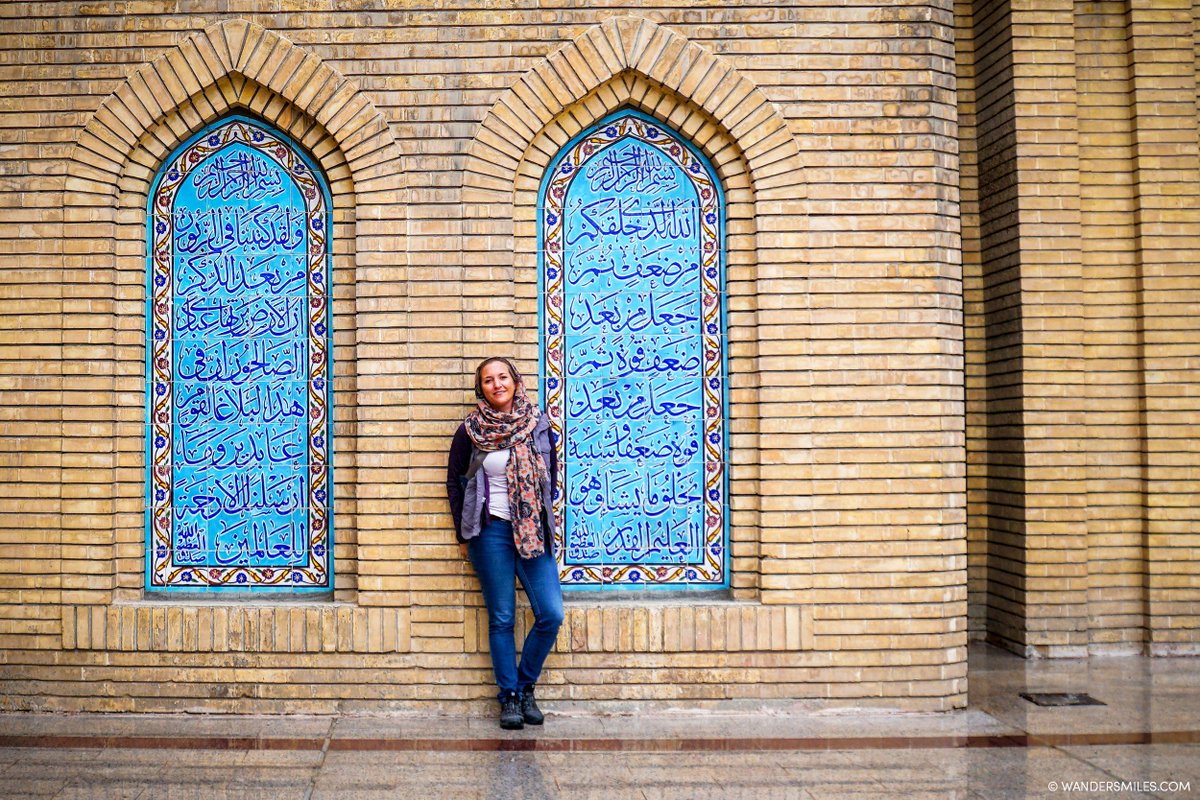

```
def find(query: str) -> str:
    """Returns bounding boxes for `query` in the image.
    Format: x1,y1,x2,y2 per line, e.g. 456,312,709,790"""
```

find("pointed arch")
60,20,408,607
462,17,809,601
463,15,804,207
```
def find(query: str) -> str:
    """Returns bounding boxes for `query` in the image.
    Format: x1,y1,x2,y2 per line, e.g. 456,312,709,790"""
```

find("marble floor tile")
51,782,146,800
1060,743,1200,788
0,644,1198,800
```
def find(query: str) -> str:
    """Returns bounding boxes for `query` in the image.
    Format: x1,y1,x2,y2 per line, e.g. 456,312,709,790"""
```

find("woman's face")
480,360,516,413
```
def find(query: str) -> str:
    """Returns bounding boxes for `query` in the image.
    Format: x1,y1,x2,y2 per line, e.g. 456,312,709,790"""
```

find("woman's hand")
459,542,470,561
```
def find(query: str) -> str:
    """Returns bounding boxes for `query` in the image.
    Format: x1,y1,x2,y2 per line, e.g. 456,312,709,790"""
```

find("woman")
446,357,563,730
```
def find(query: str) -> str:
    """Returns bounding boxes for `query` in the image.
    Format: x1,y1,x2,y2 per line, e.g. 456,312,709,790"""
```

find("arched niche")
145,115,333,592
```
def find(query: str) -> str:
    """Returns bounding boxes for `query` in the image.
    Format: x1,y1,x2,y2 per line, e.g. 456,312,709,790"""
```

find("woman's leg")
467,519,519,699
514,546,564,693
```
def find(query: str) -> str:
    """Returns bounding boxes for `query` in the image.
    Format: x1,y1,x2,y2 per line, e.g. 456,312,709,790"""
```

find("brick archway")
61,20,409,608
462,16,809,601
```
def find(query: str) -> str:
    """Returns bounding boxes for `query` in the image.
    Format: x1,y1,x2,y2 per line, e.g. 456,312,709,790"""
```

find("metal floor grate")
1020,692,1106,707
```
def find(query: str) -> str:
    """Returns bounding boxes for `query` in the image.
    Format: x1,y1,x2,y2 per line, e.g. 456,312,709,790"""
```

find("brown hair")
473,357,524,400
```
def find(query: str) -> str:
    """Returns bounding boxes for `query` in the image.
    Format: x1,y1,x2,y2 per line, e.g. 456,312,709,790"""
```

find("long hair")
473,356,524,401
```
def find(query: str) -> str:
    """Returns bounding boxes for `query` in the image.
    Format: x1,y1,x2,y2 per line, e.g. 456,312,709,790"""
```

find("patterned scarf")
465,386,549,559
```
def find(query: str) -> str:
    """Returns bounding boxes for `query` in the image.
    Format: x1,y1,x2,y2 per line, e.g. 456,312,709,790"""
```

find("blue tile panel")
146,117,332,591
541,111,727,588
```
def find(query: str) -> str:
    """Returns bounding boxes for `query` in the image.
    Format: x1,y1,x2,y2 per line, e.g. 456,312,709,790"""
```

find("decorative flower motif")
572,569,583,580
686,569,698,580
156,547,167,558
704,242,714,252
707,323,717,335
236,573,247,584
709,378,719,389
313,218,323,230
605,126,617,137
292,572,303,582
709,433,720,444
552,186,564,198
312,271,322,283
314,379,325,391
646,127,659,138
314,545,325,557
701,188,712,199
670,144,681,157
546,213,558,226
155,490,165,502
209,569,221,579
207,135,220,146
168,170,179,181
602,567,613,579
690,162,700,173
547,269,558,281
156,221,167,234
315,489,326,503
181,572,193,582
313,436,325,449
708,489,720,501
583,143,594,156
262,569,274,579
560,163,574,175
155,436,166,448
155,383,166,396
656,567,668,578
154,330,165,341
314,323,326,336
629,571,641,582
154,274,166,286
294,164,306,174
252,130,264,142
547,377,558,389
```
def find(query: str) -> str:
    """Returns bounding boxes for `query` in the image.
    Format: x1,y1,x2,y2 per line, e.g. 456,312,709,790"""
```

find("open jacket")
445,413,557,549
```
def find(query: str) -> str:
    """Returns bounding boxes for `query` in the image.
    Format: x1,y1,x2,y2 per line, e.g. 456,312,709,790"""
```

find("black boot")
520,687,544,725
499,692,524,730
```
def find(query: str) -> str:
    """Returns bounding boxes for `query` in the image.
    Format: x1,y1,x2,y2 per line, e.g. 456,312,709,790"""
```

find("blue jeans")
468,518,564,700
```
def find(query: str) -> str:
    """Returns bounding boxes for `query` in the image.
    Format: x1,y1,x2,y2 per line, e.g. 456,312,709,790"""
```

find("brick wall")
958,0,1200,655
964,0,1025,647
0,0,1018,714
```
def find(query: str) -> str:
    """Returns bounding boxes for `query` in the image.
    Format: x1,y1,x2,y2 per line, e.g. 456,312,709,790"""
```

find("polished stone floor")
1,644,1198,799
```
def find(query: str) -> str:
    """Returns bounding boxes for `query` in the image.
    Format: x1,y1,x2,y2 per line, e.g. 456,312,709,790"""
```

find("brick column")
1076,1,1149,654
1126,0,1200,654
971,0,1089,655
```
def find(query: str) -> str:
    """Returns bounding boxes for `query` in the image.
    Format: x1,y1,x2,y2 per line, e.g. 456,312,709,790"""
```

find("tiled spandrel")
147,117,331,592
542,111,727,589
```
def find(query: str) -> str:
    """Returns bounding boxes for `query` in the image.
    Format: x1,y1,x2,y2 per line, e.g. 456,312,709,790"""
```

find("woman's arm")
445,423,472,541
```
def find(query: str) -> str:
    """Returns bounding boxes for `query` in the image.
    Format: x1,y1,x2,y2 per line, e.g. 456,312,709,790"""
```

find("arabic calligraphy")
193,151,287,201
587,146,681,195
163,138,317,573
551,132,717,570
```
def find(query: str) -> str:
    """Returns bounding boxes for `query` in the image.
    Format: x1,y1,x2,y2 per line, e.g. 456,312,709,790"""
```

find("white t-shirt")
482,449,511,520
